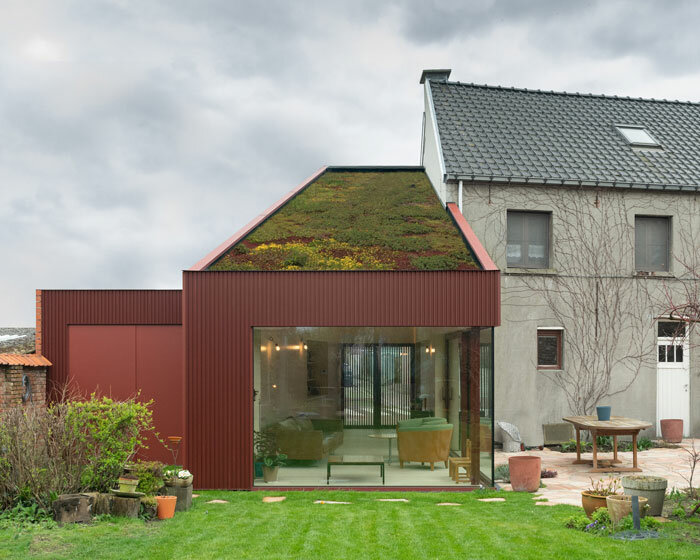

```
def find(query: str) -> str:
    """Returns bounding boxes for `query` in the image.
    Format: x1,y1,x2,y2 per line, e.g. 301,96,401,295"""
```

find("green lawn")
1,490,698,559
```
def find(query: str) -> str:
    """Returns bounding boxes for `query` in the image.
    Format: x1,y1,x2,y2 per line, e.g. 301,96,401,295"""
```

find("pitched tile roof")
429,81,700,190
0,353,51,367
207,168,481,271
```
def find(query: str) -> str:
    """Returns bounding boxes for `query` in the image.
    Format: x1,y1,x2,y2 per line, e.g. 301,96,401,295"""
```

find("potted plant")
117,473,140,493
254,430,287,483
164,466,194,487
622,475,668,516
581,477,620,518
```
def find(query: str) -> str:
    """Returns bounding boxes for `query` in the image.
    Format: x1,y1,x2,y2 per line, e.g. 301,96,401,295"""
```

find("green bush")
0,394,156,509
64,396,155,493
134,461,165,496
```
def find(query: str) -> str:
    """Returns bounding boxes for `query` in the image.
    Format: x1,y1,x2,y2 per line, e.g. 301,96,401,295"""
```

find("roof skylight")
616,125,660,147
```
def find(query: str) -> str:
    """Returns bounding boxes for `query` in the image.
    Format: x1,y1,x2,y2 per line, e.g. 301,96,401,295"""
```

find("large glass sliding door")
253,327,493,487
342,345,413,429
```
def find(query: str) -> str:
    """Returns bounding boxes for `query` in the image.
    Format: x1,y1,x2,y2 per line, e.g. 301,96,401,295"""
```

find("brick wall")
0,365,47,413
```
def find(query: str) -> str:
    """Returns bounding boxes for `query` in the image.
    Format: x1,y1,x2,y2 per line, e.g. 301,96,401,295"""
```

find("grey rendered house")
419,68,699,445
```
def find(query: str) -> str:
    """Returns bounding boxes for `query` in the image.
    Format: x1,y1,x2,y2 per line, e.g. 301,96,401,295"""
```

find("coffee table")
368,432,398,464
327,455,385,485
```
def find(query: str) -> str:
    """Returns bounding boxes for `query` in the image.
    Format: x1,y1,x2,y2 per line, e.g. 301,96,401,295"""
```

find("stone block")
165,484,192,511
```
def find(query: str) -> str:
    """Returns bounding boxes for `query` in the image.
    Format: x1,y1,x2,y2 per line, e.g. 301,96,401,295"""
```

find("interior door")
342,344,412,428
656,322,690,437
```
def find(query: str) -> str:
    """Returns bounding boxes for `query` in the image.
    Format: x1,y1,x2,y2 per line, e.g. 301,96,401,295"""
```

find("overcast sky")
2,0,700,326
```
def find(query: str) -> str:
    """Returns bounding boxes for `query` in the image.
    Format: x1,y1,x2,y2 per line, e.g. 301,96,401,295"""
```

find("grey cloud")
1,1,700,325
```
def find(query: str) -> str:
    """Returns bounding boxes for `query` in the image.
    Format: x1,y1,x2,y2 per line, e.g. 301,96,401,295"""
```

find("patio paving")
495,439,698,506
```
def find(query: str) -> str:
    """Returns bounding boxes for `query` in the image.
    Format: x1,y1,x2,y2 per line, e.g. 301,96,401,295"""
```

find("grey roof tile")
430,81,700,189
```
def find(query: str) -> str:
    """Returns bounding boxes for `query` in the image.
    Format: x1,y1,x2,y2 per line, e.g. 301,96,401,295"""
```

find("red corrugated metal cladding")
40,290,184,463
183,270,500,489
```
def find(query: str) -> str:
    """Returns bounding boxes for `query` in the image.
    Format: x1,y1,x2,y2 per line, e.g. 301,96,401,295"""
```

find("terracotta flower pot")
156,495,177,519
606,494,648,524
581,492,608,518
508,455,541,492
660,419,683,443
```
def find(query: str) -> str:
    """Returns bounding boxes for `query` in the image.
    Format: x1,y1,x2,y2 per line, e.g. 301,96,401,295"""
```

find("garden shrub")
0,394,156,510
63,396,155,493
494,464,510,482
135,461,165,496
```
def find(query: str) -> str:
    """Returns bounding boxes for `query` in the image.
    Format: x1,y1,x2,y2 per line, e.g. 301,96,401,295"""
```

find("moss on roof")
209,170,477,271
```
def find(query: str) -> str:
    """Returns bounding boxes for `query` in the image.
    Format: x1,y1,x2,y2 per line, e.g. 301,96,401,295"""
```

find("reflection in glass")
253,327,494,487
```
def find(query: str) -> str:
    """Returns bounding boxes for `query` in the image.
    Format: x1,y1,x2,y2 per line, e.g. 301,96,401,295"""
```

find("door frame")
655,323,690,437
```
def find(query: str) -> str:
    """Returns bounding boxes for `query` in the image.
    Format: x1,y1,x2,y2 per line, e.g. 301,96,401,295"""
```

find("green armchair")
396,417,453,471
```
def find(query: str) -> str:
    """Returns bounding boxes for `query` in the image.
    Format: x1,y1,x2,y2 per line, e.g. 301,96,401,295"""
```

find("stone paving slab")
496,438,698,507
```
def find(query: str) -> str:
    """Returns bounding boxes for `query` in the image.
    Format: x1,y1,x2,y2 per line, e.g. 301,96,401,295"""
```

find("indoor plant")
622,475,668,516
581,477,620,518
254,430,287,483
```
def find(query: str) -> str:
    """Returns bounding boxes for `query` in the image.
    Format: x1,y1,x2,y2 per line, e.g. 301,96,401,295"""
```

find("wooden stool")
448,457,471,483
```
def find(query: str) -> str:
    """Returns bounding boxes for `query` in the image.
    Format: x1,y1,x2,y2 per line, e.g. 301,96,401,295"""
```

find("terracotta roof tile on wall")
0,353,52,367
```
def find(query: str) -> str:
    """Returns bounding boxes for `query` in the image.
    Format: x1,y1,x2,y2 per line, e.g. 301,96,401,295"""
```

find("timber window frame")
537,328,562,370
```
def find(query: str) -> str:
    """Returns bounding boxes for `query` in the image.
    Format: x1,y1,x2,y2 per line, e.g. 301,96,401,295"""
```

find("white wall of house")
421,82,447,203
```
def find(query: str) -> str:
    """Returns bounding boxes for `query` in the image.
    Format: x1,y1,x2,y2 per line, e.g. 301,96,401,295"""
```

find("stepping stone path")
262,497,286,503
535,501,556,506
314,500,351,504
206,499,229,504
377,499,409,502
436,502,461,506
192,494,200,498
478,498,505,502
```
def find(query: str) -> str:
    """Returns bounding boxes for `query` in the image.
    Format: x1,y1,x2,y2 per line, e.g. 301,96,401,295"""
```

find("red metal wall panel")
41,290,183,463
41,290,182,389
136,326,185,464
68,326,137,396
183,270,500,489
66,325,184,464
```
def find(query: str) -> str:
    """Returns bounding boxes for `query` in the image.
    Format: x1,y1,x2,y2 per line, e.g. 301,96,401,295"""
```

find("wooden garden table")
562,416,652,473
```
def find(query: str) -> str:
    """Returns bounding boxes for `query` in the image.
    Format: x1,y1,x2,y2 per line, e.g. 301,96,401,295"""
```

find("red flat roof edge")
189,166,328,271
446,203,499,271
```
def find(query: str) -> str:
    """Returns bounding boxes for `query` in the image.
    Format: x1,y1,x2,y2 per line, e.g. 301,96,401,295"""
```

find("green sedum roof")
209,169,477,271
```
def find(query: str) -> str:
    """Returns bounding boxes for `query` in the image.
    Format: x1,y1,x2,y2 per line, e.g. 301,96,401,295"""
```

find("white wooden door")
656,324,690,437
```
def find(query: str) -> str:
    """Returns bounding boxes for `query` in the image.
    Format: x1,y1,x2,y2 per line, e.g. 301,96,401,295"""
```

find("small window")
616,125,660,147
507,211,550,268
635,216,670,272
537,329,562,369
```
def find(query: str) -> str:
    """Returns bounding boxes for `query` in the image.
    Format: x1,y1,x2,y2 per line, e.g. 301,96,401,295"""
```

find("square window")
537,329,562,369
507,211,550,268
635,216,670,272
616,126,660,147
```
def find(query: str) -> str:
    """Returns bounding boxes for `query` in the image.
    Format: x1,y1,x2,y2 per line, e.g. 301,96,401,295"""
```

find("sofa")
396,417,453,470
266,417,344,461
